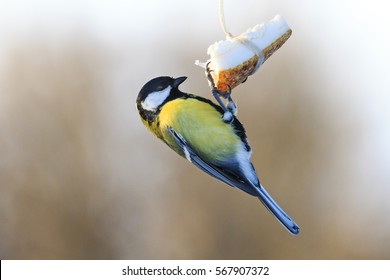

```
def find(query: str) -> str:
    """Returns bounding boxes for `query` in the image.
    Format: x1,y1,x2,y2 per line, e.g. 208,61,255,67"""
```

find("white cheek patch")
141,86,172,111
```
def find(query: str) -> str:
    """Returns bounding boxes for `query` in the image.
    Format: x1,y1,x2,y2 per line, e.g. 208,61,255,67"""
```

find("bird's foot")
206,62,237,123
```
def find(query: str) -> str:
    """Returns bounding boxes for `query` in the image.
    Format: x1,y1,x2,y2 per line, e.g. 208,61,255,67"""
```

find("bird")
136,76,299,235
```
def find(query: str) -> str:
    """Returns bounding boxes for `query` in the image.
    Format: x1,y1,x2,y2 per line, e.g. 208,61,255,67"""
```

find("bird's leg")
225,85,237,116
206,63,236,123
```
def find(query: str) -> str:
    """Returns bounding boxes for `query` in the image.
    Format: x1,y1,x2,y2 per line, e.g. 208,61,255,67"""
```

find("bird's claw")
206,62,237,122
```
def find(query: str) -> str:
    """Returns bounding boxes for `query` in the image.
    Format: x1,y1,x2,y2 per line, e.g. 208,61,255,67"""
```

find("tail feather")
256,184,300,235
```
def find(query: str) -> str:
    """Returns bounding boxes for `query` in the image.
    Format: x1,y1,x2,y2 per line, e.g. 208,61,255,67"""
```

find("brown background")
1,0,389,259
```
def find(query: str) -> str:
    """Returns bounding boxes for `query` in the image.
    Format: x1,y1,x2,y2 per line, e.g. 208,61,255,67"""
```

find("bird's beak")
172,76,187,88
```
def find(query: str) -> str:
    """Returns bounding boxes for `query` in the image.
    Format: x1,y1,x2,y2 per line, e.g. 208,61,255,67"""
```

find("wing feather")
167,126,252,192
167,126,300,235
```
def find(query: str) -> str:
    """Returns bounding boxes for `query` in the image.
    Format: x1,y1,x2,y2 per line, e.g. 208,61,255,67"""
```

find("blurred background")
1,0,389,259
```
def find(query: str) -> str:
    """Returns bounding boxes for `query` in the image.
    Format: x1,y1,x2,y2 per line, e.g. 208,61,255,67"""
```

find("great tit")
136,76,299,235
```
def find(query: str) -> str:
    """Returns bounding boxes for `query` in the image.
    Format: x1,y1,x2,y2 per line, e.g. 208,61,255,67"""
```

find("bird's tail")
256,184,300,235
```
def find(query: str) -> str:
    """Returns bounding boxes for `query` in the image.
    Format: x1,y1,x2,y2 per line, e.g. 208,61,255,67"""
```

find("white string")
236,37,264,73
218,0,233,38
218,0,264,74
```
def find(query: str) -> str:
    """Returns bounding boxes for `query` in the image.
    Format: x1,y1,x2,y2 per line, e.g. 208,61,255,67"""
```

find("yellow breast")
158,98,240,161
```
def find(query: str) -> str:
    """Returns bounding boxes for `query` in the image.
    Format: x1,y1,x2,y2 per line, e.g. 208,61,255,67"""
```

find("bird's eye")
159,80,172,91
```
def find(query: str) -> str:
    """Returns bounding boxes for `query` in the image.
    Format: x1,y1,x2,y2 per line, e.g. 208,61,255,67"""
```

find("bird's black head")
137,76,187,113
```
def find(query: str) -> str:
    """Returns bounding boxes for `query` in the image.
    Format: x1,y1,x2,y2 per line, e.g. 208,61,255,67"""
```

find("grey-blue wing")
166,126,253,193
167,126,300,235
